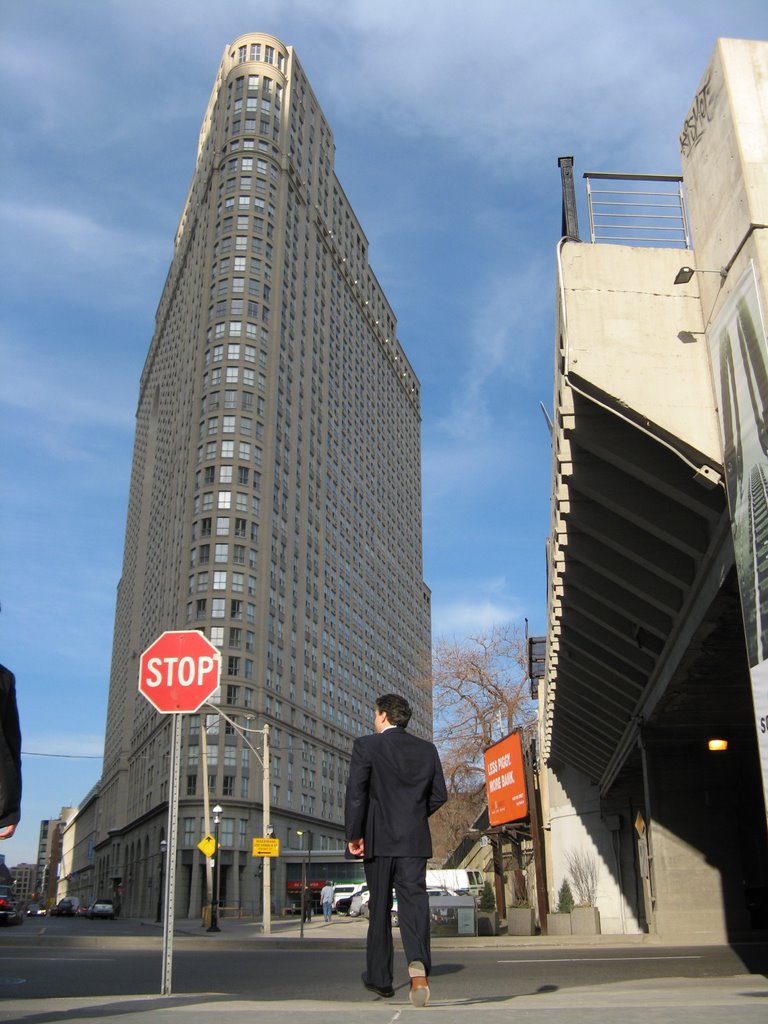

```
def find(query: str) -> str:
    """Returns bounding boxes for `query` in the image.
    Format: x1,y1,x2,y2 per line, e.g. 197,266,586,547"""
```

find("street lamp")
202,704,271,934
207,804,223,933
296,828,313,938
155,838,167,923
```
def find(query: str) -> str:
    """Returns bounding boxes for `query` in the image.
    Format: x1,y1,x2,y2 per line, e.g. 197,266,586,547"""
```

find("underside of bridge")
546,385,755,795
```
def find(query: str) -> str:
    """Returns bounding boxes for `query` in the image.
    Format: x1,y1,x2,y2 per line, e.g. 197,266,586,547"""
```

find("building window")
221,818,235,846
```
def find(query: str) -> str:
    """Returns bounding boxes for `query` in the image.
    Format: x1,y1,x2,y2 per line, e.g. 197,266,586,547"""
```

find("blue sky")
1,0,765,866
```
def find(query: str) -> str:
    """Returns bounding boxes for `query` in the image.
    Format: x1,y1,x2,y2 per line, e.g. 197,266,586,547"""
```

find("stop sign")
138,630,221,713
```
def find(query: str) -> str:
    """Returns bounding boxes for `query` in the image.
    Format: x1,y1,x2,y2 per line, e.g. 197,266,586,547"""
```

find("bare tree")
564,848,599,907
427,623,536,854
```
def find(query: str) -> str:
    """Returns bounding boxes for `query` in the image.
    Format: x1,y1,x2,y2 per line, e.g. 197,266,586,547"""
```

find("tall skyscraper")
92,33,431,918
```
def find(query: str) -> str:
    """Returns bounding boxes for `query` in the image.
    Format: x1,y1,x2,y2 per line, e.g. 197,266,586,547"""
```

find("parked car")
52,897,78,917
331,884,361,914
25,903,46,917
87,898,115,920
0,885,23,926
75,903,90,917
349,885,370,917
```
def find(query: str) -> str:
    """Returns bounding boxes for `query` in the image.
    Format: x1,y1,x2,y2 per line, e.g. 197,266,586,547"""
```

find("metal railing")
584,172,690,247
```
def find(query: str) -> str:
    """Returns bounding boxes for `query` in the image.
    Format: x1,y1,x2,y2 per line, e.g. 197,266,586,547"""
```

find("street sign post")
138,630,222,995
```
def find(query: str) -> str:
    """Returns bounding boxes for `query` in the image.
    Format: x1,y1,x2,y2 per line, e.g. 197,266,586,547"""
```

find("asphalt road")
1,915,766,1005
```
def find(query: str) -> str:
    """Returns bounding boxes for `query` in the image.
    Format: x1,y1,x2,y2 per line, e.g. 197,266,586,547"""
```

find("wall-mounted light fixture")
707,738,728,752
674,265,727,285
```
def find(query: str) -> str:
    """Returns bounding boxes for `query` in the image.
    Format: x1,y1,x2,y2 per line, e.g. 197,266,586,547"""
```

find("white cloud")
0,202,167,306
432,578,525,640
0,335,136,438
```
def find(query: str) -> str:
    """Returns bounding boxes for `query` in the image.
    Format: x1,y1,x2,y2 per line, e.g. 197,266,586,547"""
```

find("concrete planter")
571,906,601,934
546,912,572,935
507,906,536,935
477,910,500,936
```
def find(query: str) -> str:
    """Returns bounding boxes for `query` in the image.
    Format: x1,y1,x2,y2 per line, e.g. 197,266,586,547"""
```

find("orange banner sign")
484,732,528,825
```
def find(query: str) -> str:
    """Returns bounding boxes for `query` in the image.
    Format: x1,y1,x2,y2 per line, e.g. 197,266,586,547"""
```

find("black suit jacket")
344,727,447,858
0,665,22,830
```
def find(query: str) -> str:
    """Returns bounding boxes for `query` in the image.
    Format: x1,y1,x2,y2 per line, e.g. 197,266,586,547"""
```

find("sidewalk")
2,976,767,1024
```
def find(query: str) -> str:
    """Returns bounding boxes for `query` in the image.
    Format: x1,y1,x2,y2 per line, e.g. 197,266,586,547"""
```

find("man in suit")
345,693,447,1007
0,664,22,840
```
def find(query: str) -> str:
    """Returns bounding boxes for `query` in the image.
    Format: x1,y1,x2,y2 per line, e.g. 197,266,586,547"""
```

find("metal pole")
161,715,181,996
299,841,306,939
307,830,312,922
207,806,222,932
155,840,166,923
262,723,271,935
200,712,213,926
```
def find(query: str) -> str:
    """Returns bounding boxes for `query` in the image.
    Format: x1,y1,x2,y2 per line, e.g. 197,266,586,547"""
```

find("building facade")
9,862,36,908
36,809,75,908
540,39,768,940
83,33,430,918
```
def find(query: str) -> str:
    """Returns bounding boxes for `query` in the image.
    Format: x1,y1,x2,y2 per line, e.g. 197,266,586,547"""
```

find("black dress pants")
364,855,430,988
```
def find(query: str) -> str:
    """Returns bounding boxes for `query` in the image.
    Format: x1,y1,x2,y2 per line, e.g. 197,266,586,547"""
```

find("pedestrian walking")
345,693,447,1007
321,880,335,922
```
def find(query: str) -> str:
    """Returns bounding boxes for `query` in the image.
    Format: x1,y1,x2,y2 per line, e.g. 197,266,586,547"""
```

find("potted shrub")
476,881,499,936
565,849,601,935
507,899,536,935
547,878,574,935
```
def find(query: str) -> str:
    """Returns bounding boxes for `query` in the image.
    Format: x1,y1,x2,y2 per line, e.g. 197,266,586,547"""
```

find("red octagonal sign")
139,630,221,713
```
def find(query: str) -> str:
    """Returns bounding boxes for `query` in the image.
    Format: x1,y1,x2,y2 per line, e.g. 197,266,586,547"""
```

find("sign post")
139,631,221,995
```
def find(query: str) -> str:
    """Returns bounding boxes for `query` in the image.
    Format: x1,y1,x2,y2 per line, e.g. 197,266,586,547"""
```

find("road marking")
0,957,116,962
497,955,703,963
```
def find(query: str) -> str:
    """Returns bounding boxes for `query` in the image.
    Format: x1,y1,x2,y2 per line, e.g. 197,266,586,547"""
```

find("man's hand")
0,824,17,840
347,838,364,857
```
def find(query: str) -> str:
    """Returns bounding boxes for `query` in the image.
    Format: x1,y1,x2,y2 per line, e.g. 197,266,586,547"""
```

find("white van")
331,883,362,911
426,869,484,897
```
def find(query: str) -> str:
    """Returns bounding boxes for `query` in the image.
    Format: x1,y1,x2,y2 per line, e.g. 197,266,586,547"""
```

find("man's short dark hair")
376,693,412,728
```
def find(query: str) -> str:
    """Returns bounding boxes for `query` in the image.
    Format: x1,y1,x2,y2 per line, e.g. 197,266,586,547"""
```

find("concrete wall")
559,241,721,465
680,38,768,322
545,764,643,934
644,743,752,940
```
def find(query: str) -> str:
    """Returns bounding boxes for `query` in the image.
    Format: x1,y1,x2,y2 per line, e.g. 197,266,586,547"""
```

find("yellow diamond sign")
197,833,218,858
